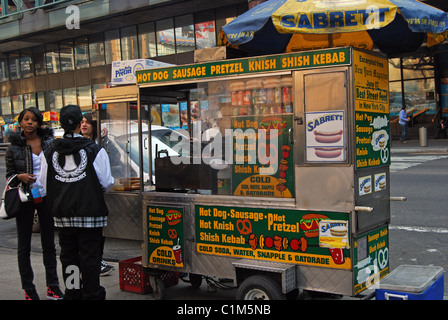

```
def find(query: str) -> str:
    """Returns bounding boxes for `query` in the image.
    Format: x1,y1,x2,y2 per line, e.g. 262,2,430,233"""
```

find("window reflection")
175,15,195,54
121,26,138,60
156,19,175,56
46,43,60,74
75,37,89,70
105,29,121,64
89,33,105,67
139,22,157,58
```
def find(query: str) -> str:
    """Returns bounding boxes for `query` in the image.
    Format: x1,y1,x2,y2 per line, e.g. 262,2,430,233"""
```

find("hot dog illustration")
314,129,343,143
314,147,343,159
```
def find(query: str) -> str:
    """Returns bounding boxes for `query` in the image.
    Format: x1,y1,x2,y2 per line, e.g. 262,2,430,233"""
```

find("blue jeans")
400,124,408,142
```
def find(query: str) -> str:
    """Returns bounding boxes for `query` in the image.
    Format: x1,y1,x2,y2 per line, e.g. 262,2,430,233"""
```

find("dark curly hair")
83,112,98,141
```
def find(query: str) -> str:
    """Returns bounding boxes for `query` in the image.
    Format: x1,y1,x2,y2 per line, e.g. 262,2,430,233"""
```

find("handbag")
0,174,30,220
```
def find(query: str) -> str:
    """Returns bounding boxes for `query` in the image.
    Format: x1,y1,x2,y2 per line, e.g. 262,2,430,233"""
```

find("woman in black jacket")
5,107,63,300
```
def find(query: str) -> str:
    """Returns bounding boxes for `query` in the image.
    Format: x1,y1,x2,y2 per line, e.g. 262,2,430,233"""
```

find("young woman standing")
5,107,63,300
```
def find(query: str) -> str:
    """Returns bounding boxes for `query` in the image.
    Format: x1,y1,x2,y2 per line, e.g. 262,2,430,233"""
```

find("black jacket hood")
53,135,95,155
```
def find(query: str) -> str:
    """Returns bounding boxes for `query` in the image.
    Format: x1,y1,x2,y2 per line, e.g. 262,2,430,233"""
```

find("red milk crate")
119,256,179,294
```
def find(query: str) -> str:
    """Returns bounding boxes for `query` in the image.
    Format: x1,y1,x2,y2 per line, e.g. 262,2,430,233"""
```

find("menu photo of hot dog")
305,111,346,162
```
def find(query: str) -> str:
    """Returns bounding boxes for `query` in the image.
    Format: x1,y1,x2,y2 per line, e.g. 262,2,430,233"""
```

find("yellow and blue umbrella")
223,0,448,55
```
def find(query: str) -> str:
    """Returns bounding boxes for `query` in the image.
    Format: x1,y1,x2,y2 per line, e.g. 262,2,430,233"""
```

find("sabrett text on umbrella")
279,8,390,30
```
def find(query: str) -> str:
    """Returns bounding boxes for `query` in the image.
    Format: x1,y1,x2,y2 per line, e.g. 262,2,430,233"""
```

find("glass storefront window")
89,33,105,67
403,79,436,115
20,48,33,79
63,87,77,106
46,43,60,74
402,57,434,80
0,55,8,81
12,95,23,114
75,37,89,70
37,92,46,111
156,18,175,56
121,26,138,61
33,45,46,76
388,58,401,82
78,86,92,111
60,40,74,72
0,97,11,116
49,89,63,110
105,29,121,64
23,93,36,109
389,82,402,116
138,22,157,58
8,51,20,80
175,15,195,54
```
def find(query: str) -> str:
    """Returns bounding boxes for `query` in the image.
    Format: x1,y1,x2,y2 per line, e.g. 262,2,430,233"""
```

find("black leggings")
15,197,59,290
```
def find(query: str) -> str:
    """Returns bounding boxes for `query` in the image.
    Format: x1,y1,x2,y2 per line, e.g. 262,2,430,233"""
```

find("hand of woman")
18,173,36,184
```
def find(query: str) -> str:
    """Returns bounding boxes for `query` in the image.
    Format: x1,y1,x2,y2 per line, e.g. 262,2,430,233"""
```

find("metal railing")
0,0,72,19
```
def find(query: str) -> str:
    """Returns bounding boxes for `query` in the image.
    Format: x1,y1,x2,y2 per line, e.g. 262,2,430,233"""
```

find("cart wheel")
189,273,202,288
236,275,286,300
150,276,166,300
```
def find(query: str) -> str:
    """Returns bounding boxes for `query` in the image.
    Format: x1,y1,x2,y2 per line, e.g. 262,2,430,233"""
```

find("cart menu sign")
136,47,351,84
196,205,351,270
354,50,390,169
353,225,389,295
231,114,294,198
147,205,184,268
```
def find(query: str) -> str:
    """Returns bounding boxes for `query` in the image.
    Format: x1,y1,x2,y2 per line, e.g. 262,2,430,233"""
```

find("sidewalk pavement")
391,138,448,154
0,138,446,300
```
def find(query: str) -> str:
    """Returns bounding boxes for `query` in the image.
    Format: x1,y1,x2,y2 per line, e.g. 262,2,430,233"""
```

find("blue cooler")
376,265,444,300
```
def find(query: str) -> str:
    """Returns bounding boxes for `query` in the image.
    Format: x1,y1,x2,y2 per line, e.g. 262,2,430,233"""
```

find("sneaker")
46,286,64,300
100,260,114,276
24,288,40,300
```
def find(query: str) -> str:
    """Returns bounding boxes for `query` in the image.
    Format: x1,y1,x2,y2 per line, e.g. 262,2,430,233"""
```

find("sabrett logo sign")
136,48,351,84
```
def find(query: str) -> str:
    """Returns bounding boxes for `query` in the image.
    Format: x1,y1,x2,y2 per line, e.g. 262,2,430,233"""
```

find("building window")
8,51,20,80
389,56,435,116
37,92,46,111
105,29,121,64
89,33,105,67
156,18,175,56
60,40,74,72
11,94,23,114
138,22,157,59
78,85,92,111
75,37,89,70
46,43,60,74
0,55,8,82
20,48,33,79
49,89,63,110
195,10,216,49
0,97,11,116
33,45,46,76
63,87,77,106
121,26,138,61
23,93,36,109
175,15,195,54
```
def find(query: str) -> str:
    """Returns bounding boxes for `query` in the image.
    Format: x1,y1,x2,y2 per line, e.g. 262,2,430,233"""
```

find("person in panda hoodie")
39,104,113,300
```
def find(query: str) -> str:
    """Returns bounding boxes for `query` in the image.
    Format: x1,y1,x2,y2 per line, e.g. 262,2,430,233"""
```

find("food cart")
96,47,400,299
